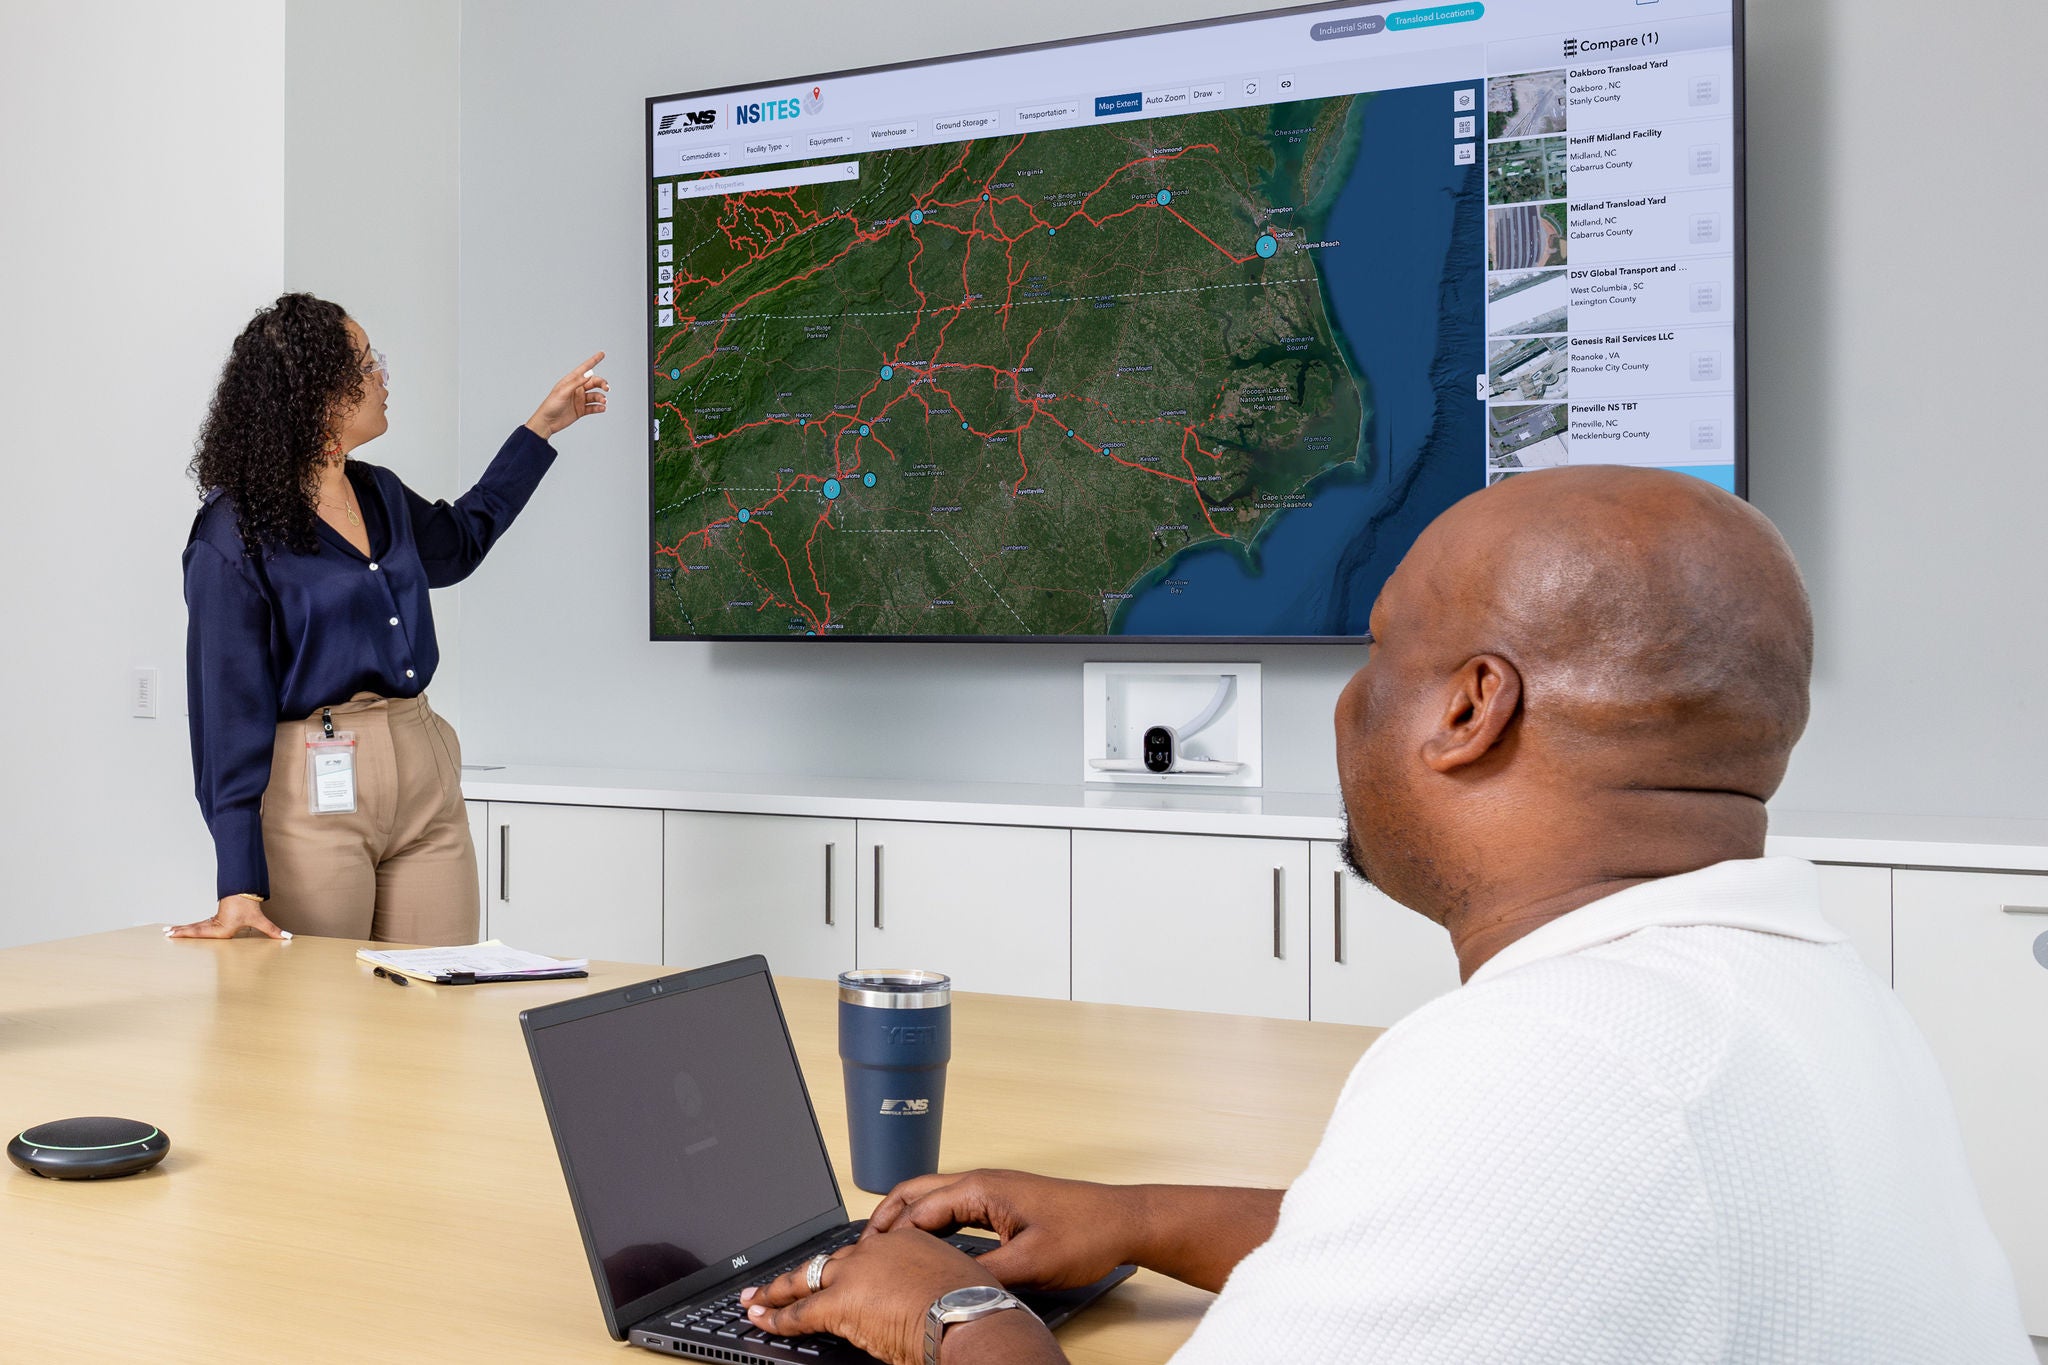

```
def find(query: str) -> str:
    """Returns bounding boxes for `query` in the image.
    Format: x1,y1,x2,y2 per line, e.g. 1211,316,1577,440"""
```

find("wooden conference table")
0,929,1382,1363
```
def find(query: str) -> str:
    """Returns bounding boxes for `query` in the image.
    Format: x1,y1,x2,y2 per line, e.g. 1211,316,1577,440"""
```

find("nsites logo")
657,108,717,135
736,85,820,126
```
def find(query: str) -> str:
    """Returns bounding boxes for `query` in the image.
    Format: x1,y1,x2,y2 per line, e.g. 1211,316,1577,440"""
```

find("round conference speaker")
7,1117,170,1180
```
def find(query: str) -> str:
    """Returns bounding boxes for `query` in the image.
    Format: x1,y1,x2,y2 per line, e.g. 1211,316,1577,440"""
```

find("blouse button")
389,617,400,626
405,669,416,679
368,562,380,571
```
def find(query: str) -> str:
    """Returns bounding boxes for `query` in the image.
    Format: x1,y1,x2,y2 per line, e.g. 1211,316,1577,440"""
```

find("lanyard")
322,707,334,740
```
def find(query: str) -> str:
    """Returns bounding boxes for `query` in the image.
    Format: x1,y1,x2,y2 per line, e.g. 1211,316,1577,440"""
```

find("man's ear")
1421,654,1522,773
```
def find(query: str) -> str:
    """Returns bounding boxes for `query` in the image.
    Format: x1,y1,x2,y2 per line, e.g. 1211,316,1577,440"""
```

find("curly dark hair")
190,293,366,555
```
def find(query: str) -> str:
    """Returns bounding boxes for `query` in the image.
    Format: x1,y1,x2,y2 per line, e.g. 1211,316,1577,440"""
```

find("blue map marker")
1047,226,1057,235
799,417,807,426
880,365,893,379
1256,234,1278,258
1156,189,1172,205
822,479,841,499
862,471,877,487
910,209,924,225
859,424,870,436
736,508,750,523
981,193,989,202
1066,429,1074,437
669,367,680,379
961,421,970,429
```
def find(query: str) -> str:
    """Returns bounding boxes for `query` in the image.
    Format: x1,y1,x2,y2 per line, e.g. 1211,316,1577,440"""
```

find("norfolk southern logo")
657,108,717,136
879,1098,930,1116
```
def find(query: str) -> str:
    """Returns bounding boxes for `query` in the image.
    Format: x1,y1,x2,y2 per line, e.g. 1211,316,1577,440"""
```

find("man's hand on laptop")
862,1168,1283,1295
740,1226,1060,1364
863,1169,1138,1290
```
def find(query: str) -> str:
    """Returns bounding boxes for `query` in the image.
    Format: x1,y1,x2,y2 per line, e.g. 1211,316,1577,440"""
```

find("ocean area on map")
1113,80,1486,637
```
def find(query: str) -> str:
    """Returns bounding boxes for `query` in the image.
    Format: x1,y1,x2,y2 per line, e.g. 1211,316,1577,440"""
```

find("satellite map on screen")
649,84,1483,638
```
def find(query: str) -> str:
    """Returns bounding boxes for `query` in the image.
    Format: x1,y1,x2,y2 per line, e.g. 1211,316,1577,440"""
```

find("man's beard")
1337,795,1373,885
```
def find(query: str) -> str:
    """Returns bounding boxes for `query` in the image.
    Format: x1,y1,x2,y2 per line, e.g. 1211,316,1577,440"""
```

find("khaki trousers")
259,693,480,945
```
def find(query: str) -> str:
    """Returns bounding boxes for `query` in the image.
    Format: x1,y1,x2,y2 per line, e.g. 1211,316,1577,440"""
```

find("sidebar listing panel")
1481,16,1737,489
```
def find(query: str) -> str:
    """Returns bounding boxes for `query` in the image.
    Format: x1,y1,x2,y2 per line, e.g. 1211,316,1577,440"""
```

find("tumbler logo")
879,1098,930,1116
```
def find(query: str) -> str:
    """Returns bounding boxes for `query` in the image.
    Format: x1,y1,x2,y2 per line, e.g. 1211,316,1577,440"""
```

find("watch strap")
923,1289,1030,1365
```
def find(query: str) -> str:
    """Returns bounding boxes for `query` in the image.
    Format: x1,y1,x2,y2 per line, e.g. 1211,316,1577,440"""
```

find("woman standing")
169,293,607,944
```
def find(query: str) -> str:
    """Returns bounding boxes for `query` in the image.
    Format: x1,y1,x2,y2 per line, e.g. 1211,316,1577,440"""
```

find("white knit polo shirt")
1171,857,2031,1364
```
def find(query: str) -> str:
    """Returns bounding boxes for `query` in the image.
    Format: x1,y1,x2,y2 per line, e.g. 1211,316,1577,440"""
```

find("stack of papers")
356,940,589,984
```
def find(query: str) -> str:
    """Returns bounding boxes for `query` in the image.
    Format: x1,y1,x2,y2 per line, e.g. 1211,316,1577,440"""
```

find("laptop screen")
527,968,842,1311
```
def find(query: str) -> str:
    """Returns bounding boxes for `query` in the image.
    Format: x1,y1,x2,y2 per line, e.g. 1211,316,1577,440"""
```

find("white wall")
443,0,2048,816
0,1,285,948
1745,0,2048,820
282,0,466,718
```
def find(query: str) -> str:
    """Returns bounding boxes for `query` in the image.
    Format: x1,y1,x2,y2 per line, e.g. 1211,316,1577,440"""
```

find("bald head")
1336,466,1813,956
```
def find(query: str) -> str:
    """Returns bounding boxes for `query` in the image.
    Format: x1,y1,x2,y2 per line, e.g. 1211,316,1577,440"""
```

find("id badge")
306,732,358,815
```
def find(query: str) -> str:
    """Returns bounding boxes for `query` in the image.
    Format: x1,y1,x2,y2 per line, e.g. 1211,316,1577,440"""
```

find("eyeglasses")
362,348,389,386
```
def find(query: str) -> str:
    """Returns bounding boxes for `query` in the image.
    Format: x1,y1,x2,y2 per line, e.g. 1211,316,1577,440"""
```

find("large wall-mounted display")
646,0,1744,640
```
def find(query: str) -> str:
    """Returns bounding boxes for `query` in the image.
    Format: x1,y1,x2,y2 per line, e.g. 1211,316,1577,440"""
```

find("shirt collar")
1467,857,1842,986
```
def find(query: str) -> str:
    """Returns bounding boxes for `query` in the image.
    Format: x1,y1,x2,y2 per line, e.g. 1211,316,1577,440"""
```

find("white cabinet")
1071,831,1309,1020
465,800,490,926
483,803,662,964
1893,869,2048,1334
854,820,1069,1000
1814,863,1892,983
664,811,855,978
1308,841,1462,1027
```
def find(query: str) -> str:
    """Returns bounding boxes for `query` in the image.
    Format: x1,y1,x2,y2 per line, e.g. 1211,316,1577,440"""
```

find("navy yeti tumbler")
838,969,951,1194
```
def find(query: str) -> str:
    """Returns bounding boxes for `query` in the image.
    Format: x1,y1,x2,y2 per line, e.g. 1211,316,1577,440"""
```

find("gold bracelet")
229,892,267,903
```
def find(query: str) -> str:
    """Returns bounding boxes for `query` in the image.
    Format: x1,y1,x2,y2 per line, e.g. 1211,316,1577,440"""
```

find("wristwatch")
922,1285,1033,1365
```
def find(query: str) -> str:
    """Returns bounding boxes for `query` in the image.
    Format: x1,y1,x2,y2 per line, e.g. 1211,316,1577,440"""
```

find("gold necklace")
319,494,362,527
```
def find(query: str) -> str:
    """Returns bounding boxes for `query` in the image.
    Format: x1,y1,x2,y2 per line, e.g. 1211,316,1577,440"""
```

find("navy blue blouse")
184,425,556,900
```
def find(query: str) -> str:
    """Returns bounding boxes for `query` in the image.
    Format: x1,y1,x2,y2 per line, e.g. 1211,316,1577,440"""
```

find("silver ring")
805,1251,831,1293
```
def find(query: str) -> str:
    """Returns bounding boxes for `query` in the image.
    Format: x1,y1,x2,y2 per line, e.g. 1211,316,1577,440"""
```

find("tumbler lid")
838,969,951,1009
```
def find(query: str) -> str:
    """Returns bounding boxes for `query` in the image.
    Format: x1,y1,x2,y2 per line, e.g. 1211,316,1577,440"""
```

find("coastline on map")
1297,93,1375,490
1110,80,1483,636
1096,92,1376,632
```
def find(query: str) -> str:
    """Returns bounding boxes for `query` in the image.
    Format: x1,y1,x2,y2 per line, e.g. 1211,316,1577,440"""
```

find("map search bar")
674,159,860,200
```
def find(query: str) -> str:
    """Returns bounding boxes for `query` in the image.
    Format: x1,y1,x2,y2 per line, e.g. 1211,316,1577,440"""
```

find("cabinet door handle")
873,845,884,930
2000,905,2048,916
824,844,836,926
1333,869,1346,965
1272,867,1284,960
498,825,510,902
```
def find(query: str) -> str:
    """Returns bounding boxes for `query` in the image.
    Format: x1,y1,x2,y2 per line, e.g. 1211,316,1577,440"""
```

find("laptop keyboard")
664,1229,990,1357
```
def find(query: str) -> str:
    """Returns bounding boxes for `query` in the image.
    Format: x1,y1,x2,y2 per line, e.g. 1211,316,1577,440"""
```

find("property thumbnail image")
1487,70,1567,139
1488,201,1568,270
1487,334,1568,401
1487,136,1567,205
1487,402,1571,470
1487,268,1569,335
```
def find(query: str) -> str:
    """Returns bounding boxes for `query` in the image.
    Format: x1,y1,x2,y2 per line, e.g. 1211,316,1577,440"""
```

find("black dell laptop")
520,954,1133,1361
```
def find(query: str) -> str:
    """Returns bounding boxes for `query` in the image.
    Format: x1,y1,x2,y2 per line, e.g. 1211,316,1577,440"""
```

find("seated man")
741,466,2032,1364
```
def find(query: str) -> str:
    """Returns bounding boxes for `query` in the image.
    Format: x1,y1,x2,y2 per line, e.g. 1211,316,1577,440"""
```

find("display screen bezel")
644,0,1747,643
